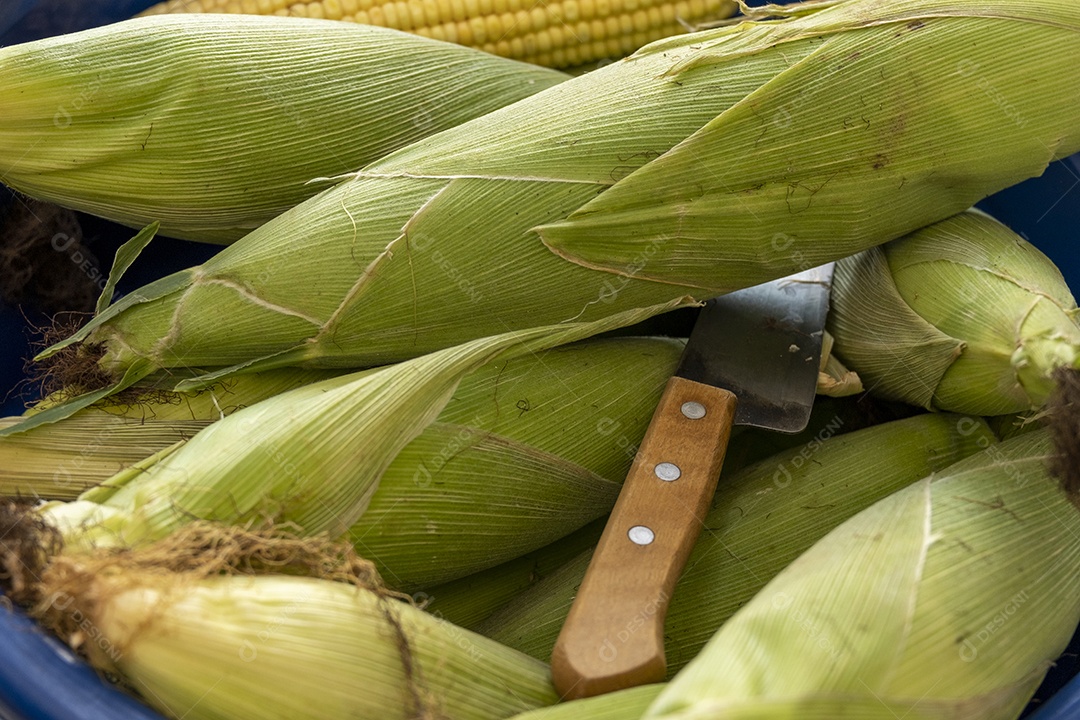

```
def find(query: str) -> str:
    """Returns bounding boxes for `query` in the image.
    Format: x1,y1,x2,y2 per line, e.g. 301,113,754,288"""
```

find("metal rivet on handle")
628,526,655,545
681,401,706,419
655,462,681,482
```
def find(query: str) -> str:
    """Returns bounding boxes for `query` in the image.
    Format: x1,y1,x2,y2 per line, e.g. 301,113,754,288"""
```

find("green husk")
349,424,621,591
79,368,340,421
37,302,689,561
421,519,606,629
22,0,1080,433
508,684,664,720
8,527,558,720
106,576,557,720
429,336,682,479
0,414,202,499
478,413,995,672
359,356,886,590
3,368,339,501
7,338,680,507
0,15,566,242
717,393,914,478
348,336,683,589
645,430,1080,720
829,209,1080,415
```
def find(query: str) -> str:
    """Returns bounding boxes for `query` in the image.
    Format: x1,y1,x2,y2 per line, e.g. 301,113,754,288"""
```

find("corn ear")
39,302,687,554
30,367,340,421
0,15,566,242
53,571,558,720
717,393,898,479
0,414,203,500
141,0,738,69
829,209,1080,416
433,336,682,479
30,0,1080,422
347,336,682,588
422,518,606,629
645,430,1080,720
509,684,664,720
15,336,674,498
350,424,622,590
4,369,342,500
478,413,996,671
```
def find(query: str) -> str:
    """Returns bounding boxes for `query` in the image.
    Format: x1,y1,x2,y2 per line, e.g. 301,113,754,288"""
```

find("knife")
550,263,835,700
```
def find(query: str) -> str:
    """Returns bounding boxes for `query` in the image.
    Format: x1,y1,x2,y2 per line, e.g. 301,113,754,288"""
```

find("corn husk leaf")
479,413,994,671
421,390,898,627
815,330,863,397
717,393,920,479
345,335,681,588
349,424,621,590
81,572,558,720
422,519,606,629
23,0,1080,431
645,430,1080,720
432,336,682,479
29,366,340,421
508,684,664,720
14,337,679,504
0,15,566,242
0,414,203,499
829,209,1080,415
40,300,690,550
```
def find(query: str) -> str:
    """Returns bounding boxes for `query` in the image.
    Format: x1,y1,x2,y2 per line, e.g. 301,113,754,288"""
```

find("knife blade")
550,263,835,700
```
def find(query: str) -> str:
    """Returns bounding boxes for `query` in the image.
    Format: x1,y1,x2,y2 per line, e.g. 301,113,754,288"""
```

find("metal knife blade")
551,263,835,701
679,263,835,432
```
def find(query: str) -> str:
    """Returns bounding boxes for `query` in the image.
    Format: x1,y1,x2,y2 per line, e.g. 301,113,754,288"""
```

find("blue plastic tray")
0,2,1078,719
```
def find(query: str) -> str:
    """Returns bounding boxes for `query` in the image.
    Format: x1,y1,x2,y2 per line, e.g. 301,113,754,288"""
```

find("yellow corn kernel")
142,0,737,67
529,6,548,31
317,0,338,16
486,14,504,41
513,9,530,32
381,1,400,28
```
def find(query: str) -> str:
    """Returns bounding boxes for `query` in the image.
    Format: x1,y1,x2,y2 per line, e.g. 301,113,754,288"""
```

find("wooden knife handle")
551,376,737,700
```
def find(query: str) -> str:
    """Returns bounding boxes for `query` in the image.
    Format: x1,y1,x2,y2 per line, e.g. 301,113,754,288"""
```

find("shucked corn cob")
477,413,994,671
829,209,1080,416
645,430,1080,720
20,0,1080,433
141,0,737,68
0,15,566,242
